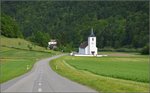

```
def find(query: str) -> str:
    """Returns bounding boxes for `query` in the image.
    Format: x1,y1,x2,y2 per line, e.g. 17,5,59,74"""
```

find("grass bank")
0,36,60,83
50,53,149,92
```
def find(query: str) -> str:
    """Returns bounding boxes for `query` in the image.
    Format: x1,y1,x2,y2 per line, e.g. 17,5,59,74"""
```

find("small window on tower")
92,38,94,41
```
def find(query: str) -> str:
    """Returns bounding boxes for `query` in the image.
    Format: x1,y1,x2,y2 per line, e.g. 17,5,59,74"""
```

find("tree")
1,13,23,38
31,31,50,48
141,44,149,55
1,1,149,50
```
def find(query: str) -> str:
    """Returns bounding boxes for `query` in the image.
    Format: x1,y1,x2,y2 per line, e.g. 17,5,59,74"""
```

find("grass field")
0,36,60,83
65,56,149,83
50,53,149,92
1,36,45,51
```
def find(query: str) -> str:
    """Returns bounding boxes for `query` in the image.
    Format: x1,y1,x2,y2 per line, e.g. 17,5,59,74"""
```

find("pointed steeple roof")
89,28,95,37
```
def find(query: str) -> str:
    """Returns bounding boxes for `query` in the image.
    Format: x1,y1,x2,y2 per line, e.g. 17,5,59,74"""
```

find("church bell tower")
88,28,97,55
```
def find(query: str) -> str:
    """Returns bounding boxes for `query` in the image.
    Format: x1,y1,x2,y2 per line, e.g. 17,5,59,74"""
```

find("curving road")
1,54,97,92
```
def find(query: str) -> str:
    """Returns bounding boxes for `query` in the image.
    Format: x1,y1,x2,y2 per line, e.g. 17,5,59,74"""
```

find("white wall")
79,46,89,55
85,46,88,54
88,37,97,55
48,42,57,45
79,48,85,54
74,54,94,56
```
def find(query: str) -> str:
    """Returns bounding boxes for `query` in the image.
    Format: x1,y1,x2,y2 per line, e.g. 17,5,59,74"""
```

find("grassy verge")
0,36,61,83
50,55,149,92
0,46,57,83
0,58,34,83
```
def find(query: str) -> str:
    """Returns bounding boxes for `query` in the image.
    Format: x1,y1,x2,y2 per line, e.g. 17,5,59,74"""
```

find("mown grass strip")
64,56,149,83
50,56,149,92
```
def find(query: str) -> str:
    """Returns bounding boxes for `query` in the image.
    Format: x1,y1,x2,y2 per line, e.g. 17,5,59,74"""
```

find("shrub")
18,42,21,45
99,47,115,52
99,47,140,53
141,44,149,55
27,44,32,51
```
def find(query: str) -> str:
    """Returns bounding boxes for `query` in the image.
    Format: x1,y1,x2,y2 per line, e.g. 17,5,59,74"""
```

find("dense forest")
1,1,149,53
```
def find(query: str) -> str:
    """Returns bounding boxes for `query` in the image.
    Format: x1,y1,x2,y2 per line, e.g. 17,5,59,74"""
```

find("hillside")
1,36,45,51
1,36,60,54
0,36,60,83
1,1,149,50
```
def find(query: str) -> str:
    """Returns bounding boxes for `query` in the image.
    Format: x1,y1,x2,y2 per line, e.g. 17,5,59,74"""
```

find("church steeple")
89,28,95,37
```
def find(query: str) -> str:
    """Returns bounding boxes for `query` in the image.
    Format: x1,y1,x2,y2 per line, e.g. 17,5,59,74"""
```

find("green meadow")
50,53,149,92
65,56,149,83
0,36,60,83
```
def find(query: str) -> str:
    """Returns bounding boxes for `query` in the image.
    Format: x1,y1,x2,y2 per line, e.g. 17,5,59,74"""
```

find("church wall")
88,37,97,55
88,37,96,47
88,47,97,55
78,29,98,55
85,46,88,54
79,48,85,54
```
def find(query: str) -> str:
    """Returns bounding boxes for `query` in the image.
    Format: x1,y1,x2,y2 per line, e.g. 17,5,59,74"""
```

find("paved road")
1,54,97,92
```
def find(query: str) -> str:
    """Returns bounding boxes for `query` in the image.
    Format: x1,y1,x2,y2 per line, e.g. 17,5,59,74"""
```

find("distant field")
65,56,149,83
0,36,60,83
50,52,149,92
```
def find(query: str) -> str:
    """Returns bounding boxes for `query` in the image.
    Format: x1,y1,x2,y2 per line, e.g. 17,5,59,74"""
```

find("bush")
116,48,139,52
99,47,115,52
18,42,21,45
141,44,149,55
99,47,140,53
56,44,74,53
27,44,32,51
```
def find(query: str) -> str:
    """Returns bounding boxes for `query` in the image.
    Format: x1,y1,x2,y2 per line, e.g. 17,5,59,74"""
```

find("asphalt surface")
1,54,97,92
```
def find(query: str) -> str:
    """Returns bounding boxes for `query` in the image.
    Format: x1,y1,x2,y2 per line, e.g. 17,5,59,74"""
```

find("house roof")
50,39,57,42
79,41,88,48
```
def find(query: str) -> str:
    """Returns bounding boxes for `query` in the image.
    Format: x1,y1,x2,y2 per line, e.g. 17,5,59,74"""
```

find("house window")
92,38,94,41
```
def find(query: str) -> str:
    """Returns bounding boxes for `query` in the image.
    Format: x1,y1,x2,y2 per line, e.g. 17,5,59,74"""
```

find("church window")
92,38,94,41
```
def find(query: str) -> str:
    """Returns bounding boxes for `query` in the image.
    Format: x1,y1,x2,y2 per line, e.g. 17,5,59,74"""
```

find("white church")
78,28,98,56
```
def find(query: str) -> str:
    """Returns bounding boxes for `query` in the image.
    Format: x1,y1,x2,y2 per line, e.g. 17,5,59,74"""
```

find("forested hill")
1,1,149,50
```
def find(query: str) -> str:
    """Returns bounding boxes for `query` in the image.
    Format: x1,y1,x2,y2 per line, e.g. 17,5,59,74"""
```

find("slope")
0,36,60,83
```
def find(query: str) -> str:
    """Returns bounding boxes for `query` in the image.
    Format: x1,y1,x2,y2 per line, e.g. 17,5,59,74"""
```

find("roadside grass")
0,46,56,83
0,36,61,83
0,58,34,83
64,56,149,83
50,54,149,92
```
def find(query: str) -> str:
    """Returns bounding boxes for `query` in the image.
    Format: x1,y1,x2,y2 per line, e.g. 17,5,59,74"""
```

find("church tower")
88,28,97,55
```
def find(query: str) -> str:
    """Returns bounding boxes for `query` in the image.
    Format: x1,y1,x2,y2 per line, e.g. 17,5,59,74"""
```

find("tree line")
1,1,149,54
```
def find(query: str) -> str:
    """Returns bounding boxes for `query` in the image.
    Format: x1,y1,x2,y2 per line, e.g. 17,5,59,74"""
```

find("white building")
48,39,57,49
78,28,98,55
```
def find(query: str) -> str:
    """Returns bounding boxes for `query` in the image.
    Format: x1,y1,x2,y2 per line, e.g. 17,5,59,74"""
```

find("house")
48,39,57,49
78,28,98,55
